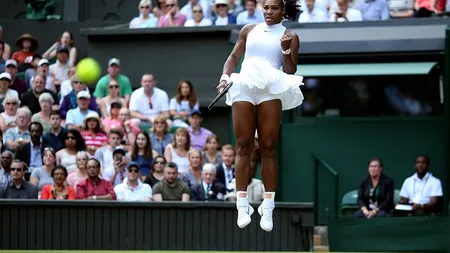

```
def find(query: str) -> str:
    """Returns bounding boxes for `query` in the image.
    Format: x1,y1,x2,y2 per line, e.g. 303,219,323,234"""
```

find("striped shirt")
388,0,414,12
82,131,108,148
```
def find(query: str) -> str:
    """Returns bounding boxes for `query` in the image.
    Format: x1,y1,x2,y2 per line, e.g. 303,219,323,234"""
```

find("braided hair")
282,0,301,21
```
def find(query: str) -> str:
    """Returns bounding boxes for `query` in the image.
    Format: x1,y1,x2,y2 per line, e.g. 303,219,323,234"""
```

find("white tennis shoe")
236,197,254,228
258,199,275,232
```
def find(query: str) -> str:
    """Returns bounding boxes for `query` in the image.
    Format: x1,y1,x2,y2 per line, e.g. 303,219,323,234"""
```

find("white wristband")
220,74,230,83
282,48,291,55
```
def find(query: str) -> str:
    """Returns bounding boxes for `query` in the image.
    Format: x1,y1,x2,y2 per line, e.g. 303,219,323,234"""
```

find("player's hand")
216,80,227,94
280,34,293,51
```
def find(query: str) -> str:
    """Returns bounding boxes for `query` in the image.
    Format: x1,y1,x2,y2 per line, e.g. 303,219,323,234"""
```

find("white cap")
5,59,17,68
215,0,228,5
38,59,49,67
77,90,91,99
108,58,120,66
85,111,100,120
0,72,11,81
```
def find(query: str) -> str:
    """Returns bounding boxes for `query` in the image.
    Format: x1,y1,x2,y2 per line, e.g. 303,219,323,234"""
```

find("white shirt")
399,172,443,205
180,0,212,19
222,162,234,190
59,79,90,105
129,87,169,118
215,16,229,26
114,180,153,201
184,18,212,27
49,60,70,82
298,8,328,23
329,8,363,22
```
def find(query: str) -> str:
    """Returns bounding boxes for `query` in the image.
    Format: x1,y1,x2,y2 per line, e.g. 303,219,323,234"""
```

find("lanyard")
413,173,430,199
369,184,379,202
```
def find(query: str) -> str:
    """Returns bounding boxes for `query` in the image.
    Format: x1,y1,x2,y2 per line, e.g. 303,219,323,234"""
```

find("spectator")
0,26,11,60
49,45,71,90
110,147,129,186
164,127,191,174
117,108,140,148
0,74,19,111
60,75,97,120
212,0,237,26
15,122,47,172
94,58,132,106
355,157,394,218
170,80,199,127
76,158,116,200
99,79,126,119
181,149,203,188
31,93,54,132
143,155,166,188
152,162,190,201
65,91,97,132
397,155,443,215
0,92,20,133
228,0,245,16
181,0,212,20
4,61,27,98
298,0,328,22
414,0,445,17
24,53,42,87
30,59,53,91
215,144,235,191
102,102,123,134
42,111,67,151
4,107,31,152
114,163,153,201
56,129,86,174
59,67,79,104
130,0,159,28
0,159,38,199
150,115,174,156
129,131,158,181
95,128,124,182
225,168,264,203
191,163,226,201
388,0,414,18
21,74,58,115
158,0,187,27
81,112,108,156
329,0,362,21
188,111,212,151
236,0,264,25
202,134,222,166
30,147,56,194
11,34,38,65
129,74,170,127
66,151,89,191
40,165,75,200
42,31,77,67
185,6,213,26
0,151,13,191
355,0,389,20
0,41,6,72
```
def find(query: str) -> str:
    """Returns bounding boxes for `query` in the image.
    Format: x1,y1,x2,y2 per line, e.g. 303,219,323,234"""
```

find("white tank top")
168,144,190,174
244,22,286,69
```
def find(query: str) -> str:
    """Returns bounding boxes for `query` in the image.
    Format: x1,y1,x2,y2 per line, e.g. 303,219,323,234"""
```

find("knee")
259,138,277,158
236,137,253,157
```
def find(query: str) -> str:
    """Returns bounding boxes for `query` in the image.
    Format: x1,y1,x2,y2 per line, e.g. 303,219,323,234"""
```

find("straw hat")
15,34,39,52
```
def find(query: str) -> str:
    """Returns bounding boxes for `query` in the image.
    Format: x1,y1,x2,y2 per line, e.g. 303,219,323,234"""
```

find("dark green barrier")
328,216,450,252
0,200,313,251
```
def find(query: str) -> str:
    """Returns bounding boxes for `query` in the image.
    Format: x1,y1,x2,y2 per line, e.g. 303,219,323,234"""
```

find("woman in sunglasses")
0,93,20,133
30,147,56,195
144,156,166,188
99,79,126,119
130,0,159,28
66,151,89,191
40,165,75,200
56,129,87,175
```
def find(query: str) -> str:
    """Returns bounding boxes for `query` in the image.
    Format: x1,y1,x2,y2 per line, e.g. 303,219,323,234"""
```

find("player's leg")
256,99,282,232
232,101,257,228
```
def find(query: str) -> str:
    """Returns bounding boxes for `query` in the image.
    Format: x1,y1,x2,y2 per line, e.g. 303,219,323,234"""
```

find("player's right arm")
217,24,256,92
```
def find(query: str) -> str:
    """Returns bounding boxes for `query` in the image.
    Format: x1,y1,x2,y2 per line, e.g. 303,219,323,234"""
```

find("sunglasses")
148,100,153,110
128,168,139,173
10,167,23,172
154,121,164,125
166,4,175,7
6,102,17,105
44,147,55,152
216,4,227,7
65,136,76,140
193,10,202,13
140,5,150,9
109,85,119,89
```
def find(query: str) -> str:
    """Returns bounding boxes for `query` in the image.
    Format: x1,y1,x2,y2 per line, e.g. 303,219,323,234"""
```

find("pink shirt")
158,13,187,27
82,131,108,148
76,178,116,199
418,0,445,11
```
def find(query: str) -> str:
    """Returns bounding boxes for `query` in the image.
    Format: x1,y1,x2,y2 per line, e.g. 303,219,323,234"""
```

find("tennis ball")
76,58,101,85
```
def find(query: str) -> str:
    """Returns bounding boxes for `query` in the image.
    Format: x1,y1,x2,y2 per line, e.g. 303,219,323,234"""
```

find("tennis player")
216,0,304,232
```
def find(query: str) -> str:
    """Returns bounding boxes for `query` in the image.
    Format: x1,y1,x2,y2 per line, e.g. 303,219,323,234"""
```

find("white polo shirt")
114,180,153,201
129,87,169,118
399,172,443,205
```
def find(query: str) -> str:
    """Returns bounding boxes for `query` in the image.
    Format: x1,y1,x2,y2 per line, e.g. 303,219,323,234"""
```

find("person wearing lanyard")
355,157,394,218
398,155,443,215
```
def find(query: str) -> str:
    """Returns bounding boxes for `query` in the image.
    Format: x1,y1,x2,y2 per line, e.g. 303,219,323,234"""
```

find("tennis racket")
208,81,233,110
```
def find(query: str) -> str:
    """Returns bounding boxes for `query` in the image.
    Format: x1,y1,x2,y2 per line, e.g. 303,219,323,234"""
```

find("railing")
313,154,340,225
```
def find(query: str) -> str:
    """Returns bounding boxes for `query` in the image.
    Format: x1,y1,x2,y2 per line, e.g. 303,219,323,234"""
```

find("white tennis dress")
225,22,304,111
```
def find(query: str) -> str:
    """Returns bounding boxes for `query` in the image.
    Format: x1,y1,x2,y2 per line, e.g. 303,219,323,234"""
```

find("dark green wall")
279,117,447,224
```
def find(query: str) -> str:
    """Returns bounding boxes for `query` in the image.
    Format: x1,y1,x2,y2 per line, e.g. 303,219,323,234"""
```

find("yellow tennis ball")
76,58,101,85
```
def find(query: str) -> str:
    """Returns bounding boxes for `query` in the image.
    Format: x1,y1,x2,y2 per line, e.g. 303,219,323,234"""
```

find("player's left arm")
281,30,299,74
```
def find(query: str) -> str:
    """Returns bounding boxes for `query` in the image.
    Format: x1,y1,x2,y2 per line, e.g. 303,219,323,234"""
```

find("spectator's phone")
115,154,123,163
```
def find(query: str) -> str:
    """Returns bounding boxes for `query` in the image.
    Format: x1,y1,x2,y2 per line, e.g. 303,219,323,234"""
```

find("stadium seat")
340,190,359,216
170,126,180,134
16,72,26,81
394,189,401,204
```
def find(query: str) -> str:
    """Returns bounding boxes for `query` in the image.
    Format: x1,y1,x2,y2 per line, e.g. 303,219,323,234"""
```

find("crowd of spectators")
0,27,265,202
128,0,449,29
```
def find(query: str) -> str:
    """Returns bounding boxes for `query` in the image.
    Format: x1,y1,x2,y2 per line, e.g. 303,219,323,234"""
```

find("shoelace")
261,206,273,220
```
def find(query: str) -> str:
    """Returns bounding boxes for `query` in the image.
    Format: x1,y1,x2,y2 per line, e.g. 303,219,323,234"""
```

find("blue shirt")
356,0,390,21
236,10,265,25
29,142,42,171
151,133,174,156
0,59,5,73
66,107,96,127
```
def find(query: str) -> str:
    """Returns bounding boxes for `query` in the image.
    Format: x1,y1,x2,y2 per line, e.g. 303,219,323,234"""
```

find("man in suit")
192,163,226,201
15,122,47,173
215,144,235,192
